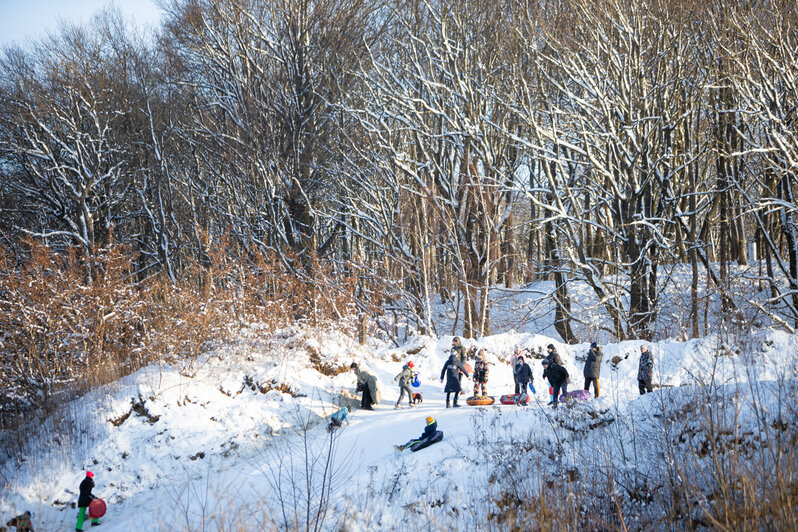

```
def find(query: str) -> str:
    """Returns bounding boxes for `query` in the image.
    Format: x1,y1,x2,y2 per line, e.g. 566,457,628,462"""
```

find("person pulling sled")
393,361,416,409
76,471,100,530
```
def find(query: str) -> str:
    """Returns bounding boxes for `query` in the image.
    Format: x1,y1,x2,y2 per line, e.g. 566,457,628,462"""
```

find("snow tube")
409,430,443,452
499,394,529,405
466,395,495,406
89,498,106,518
560,390,591,402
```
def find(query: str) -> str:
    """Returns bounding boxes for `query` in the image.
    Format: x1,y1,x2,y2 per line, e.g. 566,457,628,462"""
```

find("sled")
409,430,444,452
560,390,591,402
411,373,421,387
499,393,529,405
89,498,106,519
466,395,495,406
464,363,473,374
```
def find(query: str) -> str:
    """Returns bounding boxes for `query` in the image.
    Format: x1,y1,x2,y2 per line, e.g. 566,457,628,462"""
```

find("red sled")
464,363,473,374
89,498,106,518
466,395,495,406
560,390,591,402
499,393,529,405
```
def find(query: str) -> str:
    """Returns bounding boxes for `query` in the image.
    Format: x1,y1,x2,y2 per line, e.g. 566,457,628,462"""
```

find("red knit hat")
86,471,94,478
407,361,414,368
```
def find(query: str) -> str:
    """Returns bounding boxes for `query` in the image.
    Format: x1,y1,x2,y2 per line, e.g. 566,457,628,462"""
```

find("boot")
394,444,404,451
446,401,450,408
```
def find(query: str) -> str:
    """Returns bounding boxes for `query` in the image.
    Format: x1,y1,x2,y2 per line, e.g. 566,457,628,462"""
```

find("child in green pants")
76,471,100,529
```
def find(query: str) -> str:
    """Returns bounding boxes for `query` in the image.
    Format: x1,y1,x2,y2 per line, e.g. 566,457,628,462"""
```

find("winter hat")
425,416,435,424
541,359,550,366
547,344,555,350
590,342,598,349
408,361,414,368
86,471,94,478
350,362,358,369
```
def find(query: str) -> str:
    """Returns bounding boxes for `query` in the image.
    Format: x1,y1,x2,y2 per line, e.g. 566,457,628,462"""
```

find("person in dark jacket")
545,344,563,366
76,471,100,530
393,361,416,409
395,417,438,451
514,356,533,405
542,358,569,408
510,346,523,393
440,354,469,408
583,342,603,398
638,344,654,394
6,511,34,532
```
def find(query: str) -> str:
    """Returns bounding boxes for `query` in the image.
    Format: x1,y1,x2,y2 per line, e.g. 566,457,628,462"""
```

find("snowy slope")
2,319,796,530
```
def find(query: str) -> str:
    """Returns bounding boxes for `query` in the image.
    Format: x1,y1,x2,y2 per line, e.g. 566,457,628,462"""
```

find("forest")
1,0,797,424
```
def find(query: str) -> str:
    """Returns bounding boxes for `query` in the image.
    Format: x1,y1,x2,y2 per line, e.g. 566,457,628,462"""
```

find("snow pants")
361,385,374,409
584,378,600,398
76,506,99,530
551,381,568,407
446,391,460,407
397,384,413,406
638,378,653,395
473,380,487,397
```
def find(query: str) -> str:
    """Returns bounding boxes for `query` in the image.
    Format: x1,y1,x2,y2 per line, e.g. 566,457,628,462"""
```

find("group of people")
349,338,657,412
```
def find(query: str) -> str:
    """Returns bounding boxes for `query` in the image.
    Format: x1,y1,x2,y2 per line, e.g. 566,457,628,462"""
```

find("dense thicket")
2,0,797,347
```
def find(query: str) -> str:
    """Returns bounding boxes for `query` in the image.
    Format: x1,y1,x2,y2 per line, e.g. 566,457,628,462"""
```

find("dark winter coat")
393,364,414,388
452,344,467,365
441,355,469,393
638,351,654,381
543,362,569,386
78,476,95,508
420,420,438,440
584,348,603,379
545,349,563,366
514,362,533,385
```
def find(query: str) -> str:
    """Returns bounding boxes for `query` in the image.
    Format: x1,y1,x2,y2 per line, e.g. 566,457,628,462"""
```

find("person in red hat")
392,361,416,409
76,471,100,530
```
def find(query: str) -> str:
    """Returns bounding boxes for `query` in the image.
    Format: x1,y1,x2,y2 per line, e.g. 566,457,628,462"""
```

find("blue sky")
0,0,162,47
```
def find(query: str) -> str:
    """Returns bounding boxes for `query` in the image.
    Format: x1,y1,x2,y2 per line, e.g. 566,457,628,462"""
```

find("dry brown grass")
0,236,361,438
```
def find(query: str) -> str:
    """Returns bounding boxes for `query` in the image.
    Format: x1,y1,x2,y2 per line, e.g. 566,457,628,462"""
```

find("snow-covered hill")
2,317,796,530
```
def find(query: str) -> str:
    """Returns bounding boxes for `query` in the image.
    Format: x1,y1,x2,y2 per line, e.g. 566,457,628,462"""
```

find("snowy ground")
1,267,797,530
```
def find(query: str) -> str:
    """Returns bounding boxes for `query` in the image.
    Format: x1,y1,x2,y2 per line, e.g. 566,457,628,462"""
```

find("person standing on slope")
545,344,563,366
583,342,602,398
510,346,524,394
394,416,438,451
76,471,100,530
441,353,469,408
351,362,381,410
542,358,569,408
473,349,490,397
514,356,533,405
451,336,467,387
638,344,654,394
393,361,416,409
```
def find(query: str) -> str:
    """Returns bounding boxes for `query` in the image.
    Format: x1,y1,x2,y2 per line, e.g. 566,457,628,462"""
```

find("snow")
1,290,797,530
